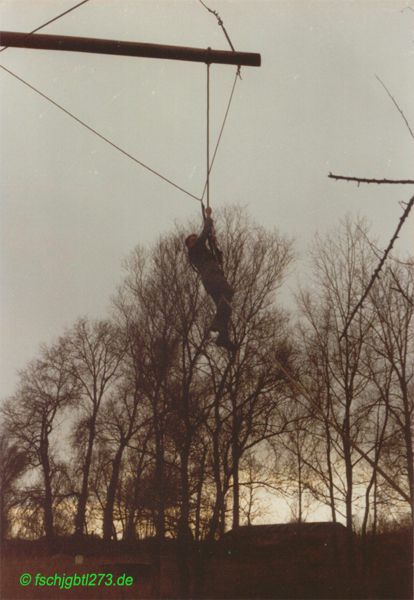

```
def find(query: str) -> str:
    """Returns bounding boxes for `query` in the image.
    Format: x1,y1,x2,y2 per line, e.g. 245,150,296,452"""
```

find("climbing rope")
202,59,224,268
206,60,211,211
0,3,241,207
200,66,239,204
199,0,241,211
198,1,242,260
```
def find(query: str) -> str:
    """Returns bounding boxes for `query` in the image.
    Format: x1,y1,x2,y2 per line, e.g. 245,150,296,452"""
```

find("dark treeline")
1,208,413,553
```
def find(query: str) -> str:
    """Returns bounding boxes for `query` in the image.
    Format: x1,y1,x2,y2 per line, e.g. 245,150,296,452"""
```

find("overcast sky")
1,0,413,404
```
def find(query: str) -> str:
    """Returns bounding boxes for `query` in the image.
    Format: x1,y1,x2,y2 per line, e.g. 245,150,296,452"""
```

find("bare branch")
356,224,414,267
329,173,414,185
390,268,414,307
340,194,414,341
375,74,414,141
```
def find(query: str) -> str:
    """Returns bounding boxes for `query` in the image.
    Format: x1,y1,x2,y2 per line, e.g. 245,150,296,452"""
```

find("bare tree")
2,339,77,543
297,217,379,563
238,451,272,526
115,244,184,544
0,432,28,539
368,263,414,519
204,208,294,533
115,237,207,598
98,353,148,540
68,318,125,537
272,404,316,524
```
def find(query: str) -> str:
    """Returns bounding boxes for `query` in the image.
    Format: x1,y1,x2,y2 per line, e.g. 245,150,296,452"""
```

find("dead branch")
340,194,414,341
375,75,414,141
329,173,414,185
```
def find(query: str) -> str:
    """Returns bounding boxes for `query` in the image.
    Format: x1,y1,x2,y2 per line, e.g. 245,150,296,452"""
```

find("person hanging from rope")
185,207,237,352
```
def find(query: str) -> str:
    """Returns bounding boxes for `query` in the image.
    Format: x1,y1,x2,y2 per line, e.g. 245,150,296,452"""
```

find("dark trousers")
202,273,234,334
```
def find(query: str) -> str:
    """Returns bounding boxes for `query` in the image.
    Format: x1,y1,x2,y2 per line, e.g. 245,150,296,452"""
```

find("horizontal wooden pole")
0,31,261,67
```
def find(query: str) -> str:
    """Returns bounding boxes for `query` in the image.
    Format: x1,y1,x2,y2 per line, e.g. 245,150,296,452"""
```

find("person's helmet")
185,234,197,249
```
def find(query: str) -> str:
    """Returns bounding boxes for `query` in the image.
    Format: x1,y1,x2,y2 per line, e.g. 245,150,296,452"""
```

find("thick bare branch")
329,173,414,185
340,195,414,341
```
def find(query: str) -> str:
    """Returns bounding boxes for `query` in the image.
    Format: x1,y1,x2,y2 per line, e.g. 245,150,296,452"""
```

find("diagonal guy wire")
0,0,92,54
0,63,201,202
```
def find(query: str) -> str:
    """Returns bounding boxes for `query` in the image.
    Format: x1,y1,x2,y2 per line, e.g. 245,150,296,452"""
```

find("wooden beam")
0,31,261,67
